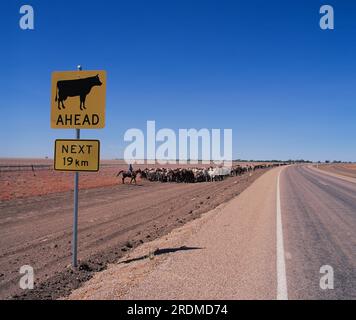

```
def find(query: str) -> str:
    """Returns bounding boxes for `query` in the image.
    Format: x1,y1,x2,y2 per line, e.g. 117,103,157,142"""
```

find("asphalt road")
281,165,356,299
69,165,355,300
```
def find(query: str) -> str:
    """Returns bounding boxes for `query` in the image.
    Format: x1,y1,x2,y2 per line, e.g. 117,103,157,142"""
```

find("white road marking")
276,170,288,300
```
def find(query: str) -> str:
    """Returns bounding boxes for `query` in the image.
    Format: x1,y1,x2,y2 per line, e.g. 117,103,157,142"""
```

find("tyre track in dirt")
0,169,268,299
1,178,245,257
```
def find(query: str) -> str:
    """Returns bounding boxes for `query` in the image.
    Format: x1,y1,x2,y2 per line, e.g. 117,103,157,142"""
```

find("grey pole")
72,64,82,268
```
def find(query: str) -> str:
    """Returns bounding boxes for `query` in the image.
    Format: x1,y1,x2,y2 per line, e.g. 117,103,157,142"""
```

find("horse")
116,169,142,184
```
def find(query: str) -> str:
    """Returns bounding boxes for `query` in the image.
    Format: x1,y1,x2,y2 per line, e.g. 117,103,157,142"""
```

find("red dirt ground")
318,164,356,179
0,168,119,201
0,159,267,201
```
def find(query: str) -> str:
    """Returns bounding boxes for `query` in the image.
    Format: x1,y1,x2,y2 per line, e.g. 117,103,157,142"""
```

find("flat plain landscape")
0,159,265,201
1,160,354,300
0,158,271,299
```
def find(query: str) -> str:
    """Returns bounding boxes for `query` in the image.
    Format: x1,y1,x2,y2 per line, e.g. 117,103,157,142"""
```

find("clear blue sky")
1,0,355,161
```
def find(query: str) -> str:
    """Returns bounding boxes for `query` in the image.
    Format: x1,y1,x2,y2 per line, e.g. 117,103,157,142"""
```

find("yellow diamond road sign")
54,139,100,172
51,70,106,129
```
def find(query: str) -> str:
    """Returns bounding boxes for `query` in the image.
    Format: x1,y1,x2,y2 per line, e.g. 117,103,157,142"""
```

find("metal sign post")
72,65,82,268
51,64,105,268
72,128,80,267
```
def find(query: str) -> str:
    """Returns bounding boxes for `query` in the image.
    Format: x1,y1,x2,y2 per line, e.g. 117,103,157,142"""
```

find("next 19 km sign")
54,139,100,172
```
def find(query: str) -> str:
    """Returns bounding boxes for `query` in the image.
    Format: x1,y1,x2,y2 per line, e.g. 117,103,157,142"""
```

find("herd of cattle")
140,163,281,183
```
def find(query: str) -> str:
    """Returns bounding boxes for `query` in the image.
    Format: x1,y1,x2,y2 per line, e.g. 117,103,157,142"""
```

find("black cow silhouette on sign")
55,74,102,110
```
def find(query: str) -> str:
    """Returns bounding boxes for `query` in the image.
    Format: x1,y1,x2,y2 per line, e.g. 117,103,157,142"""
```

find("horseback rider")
128,164,133,175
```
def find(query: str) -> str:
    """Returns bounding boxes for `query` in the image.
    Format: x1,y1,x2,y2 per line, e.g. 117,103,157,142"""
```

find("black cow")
55,74,102,110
